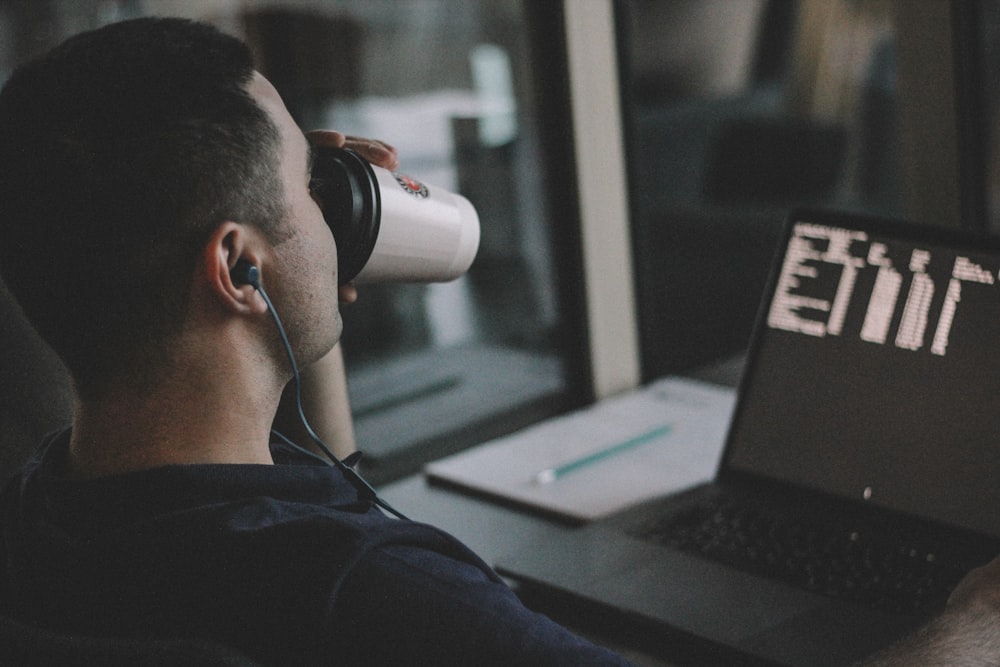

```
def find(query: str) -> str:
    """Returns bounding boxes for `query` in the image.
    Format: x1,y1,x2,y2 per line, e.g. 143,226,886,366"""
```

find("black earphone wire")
251,274,409,521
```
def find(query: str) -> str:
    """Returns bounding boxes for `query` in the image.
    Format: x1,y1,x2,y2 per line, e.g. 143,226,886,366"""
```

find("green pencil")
533,424,673,484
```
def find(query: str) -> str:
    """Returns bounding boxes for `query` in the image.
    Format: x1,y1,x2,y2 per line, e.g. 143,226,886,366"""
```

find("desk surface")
379,361,747,666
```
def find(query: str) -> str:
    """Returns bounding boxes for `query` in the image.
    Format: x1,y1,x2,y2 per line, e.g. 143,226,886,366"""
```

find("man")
0,16,998,667
0,17,628,665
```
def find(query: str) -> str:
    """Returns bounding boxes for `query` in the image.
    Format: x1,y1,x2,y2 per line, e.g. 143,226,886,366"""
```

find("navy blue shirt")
0,431,630,665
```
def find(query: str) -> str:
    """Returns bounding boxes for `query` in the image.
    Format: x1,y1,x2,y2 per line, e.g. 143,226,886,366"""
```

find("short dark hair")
0,17,285,399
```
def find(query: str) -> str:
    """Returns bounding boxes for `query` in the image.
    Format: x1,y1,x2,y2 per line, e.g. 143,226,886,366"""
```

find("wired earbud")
230,260,260,289
230,259,409,520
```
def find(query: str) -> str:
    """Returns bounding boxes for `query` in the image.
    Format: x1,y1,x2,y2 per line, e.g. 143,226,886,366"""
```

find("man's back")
0,432,627,665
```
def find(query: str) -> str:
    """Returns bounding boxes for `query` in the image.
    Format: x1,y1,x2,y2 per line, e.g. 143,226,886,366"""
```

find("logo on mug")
394,173,430,199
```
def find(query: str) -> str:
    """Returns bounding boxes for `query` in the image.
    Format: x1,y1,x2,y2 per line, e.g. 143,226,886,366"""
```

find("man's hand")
307,130,399,170
860,554,1000,665
948,553,1000,615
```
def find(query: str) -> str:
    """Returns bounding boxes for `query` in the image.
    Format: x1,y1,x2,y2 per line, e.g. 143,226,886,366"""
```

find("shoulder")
326,535,631,665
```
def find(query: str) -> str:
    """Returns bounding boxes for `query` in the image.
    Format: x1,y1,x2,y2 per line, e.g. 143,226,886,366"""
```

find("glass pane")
0,0,583,483
618,0,914,380
974,0,1000,232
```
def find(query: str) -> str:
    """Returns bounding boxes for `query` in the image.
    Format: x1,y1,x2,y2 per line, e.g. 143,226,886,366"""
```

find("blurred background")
2,0,998,483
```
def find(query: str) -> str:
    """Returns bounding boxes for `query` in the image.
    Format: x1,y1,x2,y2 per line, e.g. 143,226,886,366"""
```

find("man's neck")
69,363,284,478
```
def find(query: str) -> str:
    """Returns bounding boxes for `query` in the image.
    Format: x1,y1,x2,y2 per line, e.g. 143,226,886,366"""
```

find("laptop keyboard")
632,494,969,615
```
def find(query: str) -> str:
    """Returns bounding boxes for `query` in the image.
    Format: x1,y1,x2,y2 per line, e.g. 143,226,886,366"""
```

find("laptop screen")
724,211,1000,538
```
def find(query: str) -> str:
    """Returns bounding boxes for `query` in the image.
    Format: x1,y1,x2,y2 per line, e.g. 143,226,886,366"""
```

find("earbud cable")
254,281,409,521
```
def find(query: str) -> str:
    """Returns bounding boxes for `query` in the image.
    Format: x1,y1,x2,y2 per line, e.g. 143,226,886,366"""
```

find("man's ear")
202,222,268,315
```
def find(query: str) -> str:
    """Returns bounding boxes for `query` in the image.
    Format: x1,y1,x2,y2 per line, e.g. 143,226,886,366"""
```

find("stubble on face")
247,73,342,366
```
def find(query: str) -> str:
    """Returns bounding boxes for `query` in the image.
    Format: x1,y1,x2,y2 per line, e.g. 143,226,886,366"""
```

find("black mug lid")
309,146,381,284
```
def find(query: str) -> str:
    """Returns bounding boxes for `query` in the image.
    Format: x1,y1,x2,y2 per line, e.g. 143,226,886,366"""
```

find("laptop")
496,209,1000,666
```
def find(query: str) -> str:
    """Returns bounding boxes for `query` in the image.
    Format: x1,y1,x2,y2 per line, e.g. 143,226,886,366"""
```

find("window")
617,0,966,381
966,0,1000,232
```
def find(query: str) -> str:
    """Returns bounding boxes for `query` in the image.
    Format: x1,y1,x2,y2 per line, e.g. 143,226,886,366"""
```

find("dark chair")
0,279,74,482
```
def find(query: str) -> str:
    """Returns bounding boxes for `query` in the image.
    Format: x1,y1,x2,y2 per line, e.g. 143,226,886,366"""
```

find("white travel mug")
310,147,481,285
